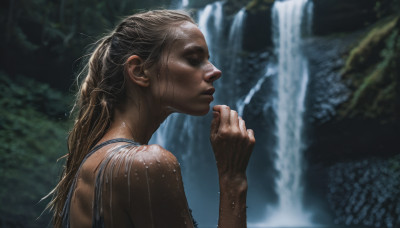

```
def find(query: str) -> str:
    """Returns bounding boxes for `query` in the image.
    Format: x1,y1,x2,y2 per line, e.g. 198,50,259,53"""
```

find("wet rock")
326,156,400,227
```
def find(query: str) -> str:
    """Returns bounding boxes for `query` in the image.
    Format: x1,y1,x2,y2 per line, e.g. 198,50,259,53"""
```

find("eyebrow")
183,45,210,59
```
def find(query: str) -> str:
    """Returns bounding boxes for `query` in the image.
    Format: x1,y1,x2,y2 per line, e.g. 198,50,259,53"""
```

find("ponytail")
49,35,118,228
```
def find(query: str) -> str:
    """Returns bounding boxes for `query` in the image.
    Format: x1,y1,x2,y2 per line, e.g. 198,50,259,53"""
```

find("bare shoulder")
135,144,179,167
106,144,192,226
106,143,182,193
101,143,179,170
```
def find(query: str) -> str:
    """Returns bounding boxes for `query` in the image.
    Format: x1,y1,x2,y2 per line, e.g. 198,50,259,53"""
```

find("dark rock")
326,156,400,227
312,0,377,35
243,8,274,51
306,118,400,165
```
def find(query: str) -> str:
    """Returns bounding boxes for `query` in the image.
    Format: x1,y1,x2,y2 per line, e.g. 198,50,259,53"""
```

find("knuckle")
222,105,230,111
218,129,230,138
231,130,242,139
249,137,256,145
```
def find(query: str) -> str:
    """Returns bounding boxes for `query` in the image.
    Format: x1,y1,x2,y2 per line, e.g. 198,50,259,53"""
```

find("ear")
125,55,150,87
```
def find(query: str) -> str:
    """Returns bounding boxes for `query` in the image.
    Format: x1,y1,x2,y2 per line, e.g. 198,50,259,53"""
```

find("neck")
103,97,170,145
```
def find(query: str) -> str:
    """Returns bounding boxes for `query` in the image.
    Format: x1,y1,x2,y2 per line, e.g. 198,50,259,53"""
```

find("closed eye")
187,56,203,66
183,45,209,66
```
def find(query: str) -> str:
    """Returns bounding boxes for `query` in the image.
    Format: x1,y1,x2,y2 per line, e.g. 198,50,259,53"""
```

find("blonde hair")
48,10,194,228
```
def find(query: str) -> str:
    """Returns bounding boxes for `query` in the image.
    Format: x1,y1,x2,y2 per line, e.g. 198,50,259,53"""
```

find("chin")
195,108,210,116
181,106,211,116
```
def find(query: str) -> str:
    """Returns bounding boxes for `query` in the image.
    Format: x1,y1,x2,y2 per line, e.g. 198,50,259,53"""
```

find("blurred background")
0,0,399,227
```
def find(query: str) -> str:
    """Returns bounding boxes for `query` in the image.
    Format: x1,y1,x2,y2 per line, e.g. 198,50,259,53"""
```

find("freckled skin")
69,22,255,228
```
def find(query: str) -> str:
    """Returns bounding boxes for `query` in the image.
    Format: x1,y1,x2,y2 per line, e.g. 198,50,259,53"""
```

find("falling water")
227,8,245,72
264,0,313,226
236,66,276,117
221,8,246,107
198,1,224,69
181,0,189,8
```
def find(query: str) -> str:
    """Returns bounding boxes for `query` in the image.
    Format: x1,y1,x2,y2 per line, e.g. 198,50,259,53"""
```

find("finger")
210,111,220,135
217,105,231,132
230,110,240,130
239,117,247,135
247,129,255,143
212,105,223,112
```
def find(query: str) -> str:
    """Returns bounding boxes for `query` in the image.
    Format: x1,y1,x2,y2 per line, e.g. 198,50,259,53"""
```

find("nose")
205,63,222,83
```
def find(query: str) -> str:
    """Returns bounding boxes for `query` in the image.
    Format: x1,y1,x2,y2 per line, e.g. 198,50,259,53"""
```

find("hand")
210,105,255,180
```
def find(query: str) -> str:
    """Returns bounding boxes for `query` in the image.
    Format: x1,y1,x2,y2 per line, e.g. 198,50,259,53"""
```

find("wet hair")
47,9,195,228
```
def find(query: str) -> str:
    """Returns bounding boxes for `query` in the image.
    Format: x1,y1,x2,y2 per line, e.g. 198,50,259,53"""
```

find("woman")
48,9,255,228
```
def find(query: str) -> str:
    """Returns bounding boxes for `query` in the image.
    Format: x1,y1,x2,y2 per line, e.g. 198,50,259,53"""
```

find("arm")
112,145,194,228
210,105,255,228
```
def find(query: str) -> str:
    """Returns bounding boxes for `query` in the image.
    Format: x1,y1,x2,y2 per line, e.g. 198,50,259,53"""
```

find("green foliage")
0,72,72,227
0,0,174,90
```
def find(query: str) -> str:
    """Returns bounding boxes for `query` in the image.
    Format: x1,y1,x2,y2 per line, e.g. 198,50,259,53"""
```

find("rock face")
303,2,400,227
327,156,400,227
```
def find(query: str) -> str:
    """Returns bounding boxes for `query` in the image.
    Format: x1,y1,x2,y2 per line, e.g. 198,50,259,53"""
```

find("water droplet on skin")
173,169,176,173
150,162,153,165
161,174,165,178
145,166,149,169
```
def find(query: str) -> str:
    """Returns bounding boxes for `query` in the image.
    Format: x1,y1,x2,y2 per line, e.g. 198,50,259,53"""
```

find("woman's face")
150,21,222,116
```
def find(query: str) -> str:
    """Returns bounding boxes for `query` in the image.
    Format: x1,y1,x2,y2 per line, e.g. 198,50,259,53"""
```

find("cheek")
169,64,202,91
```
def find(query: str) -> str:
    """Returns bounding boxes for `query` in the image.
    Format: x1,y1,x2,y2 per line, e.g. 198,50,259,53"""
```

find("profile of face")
149,21,222,116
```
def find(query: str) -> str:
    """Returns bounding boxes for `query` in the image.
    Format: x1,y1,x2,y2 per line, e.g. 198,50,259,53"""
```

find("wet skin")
69,22,255,227
148,21,222,116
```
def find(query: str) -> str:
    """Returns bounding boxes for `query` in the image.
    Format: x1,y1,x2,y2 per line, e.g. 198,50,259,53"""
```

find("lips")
202,88,215,95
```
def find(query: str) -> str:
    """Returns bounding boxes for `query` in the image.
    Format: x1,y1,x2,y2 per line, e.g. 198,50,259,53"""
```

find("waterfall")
221,8,246,107
181,0,189,8
227,8,245,72
152,0,316,225
198,2,224,70
236,65,276,117
264,0,313,226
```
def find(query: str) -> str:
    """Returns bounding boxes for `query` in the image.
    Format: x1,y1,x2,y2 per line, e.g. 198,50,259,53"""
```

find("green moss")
246,0,275,12
339,16,400,121
343,16,398,74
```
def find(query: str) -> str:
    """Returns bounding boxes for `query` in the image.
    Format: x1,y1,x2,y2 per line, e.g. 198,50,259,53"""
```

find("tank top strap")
90,138,141,154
